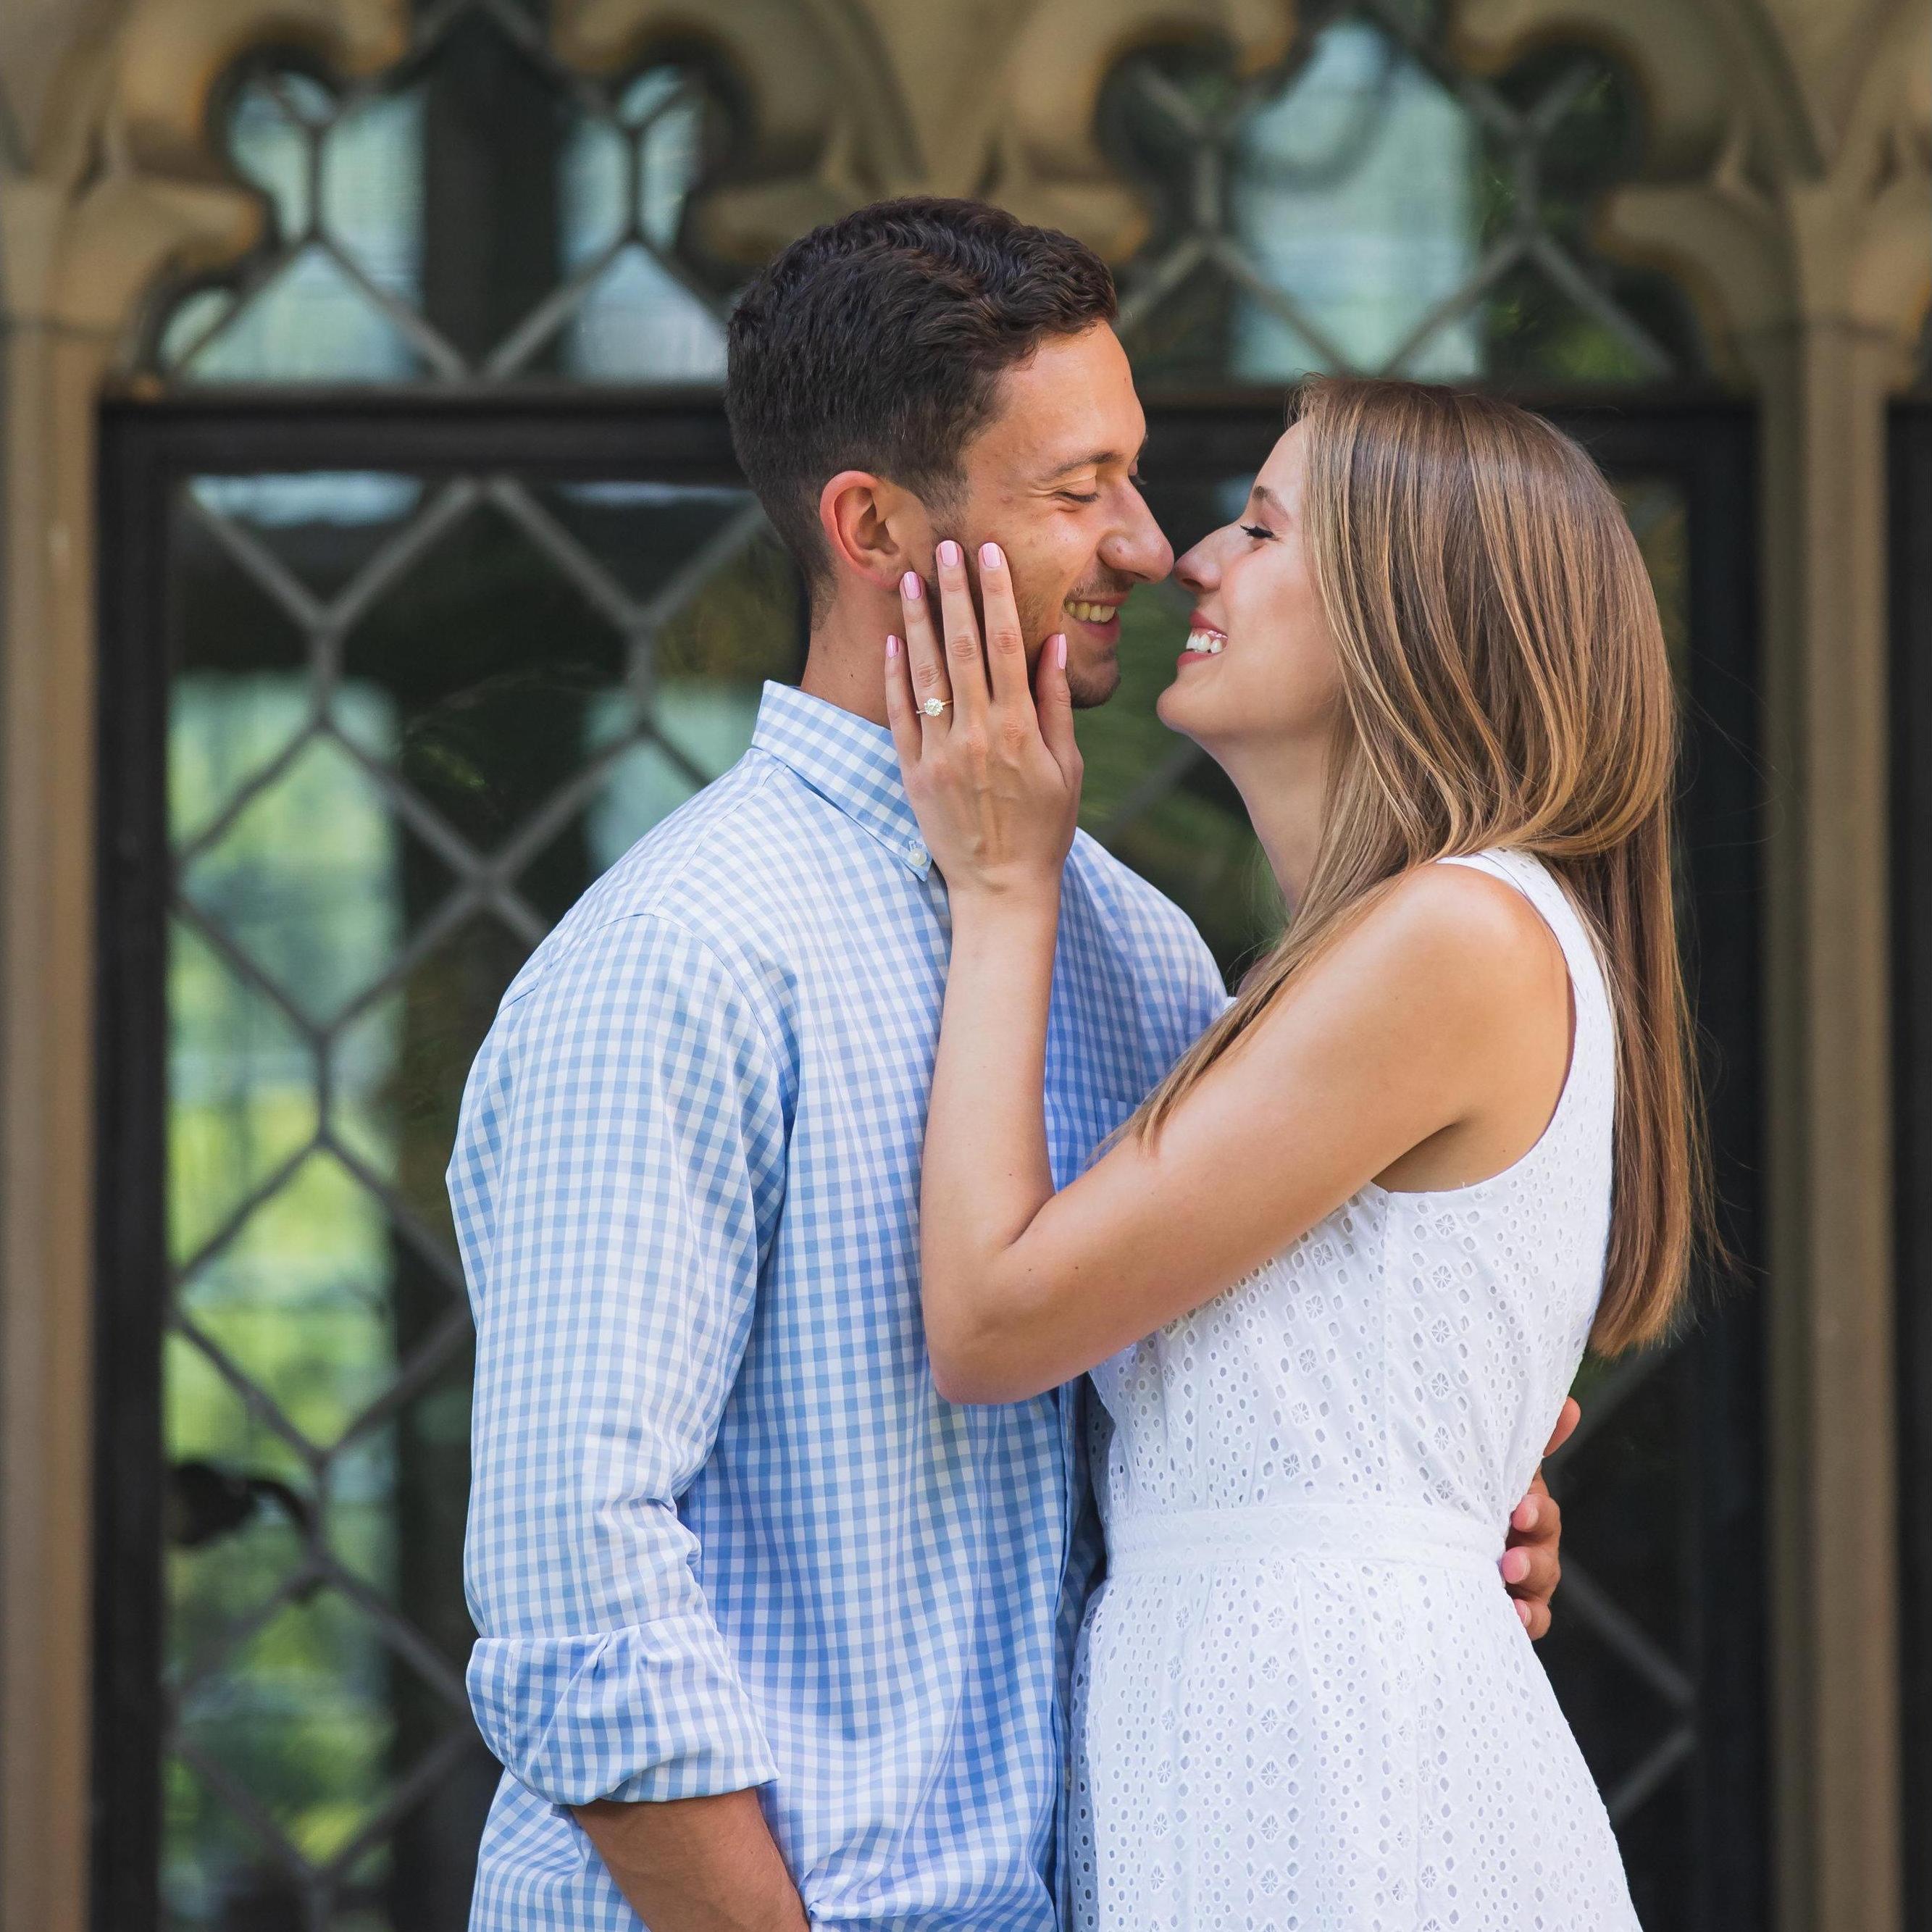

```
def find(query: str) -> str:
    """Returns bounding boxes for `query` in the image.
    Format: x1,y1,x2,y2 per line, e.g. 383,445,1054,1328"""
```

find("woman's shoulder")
1359,856,1563,977
1280,857,1568,1053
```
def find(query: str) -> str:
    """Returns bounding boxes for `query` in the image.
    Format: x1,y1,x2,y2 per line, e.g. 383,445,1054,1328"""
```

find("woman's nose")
1174,537,1218,595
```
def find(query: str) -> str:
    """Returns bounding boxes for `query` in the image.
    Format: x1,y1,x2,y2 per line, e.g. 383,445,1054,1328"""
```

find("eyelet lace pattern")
1069,851,1641,1931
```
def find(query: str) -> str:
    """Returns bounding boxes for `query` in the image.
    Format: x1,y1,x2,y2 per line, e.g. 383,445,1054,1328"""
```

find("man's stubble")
1067,656,1122,711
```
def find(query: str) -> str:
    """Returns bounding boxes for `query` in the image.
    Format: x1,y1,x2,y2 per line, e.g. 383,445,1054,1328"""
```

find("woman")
882,376,1700,1929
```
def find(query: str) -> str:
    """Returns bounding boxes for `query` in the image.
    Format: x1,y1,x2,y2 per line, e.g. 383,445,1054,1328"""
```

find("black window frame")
1891,395,1932,1932
94,387,1766,1932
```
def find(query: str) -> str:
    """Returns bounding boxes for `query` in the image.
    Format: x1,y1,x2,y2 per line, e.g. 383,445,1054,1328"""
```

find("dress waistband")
1105,1500,1505,1577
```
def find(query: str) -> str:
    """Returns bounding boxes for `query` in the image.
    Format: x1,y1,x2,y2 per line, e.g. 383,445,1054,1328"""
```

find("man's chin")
1066,655,1121,711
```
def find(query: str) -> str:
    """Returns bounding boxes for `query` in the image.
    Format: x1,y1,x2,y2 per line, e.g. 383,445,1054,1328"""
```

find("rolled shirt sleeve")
453,911,790,1807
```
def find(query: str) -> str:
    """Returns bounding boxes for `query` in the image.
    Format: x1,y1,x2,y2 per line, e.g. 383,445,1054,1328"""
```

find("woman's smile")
1179,607,1227,665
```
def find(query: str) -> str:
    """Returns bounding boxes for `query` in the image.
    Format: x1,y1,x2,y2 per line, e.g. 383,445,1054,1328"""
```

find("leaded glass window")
122,6,1747,1928
1106,0,1702,388
158,452,801,1928
150,10,731,386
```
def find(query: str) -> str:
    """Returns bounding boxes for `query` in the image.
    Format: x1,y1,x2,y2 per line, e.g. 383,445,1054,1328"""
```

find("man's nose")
1102,486,1175,585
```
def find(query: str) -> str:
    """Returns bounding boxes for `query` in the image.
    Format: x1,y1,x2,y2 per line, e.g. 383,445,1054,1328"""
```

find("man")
452,198,1569,1932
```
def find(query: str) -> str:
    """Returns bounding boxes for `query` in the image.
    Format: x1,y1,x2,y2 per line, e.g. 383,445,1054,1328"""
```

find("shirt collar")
750,681,934,880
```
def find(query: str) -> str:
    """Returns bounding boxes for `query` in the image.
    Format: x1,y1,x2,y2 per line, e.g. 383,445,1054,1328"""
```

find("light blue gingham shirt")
452,681,1228,1931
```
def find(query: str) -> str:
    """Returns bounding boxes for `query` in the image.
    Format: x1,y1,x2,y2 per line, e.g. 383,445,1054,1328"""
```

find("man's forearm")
574,1788,808,1932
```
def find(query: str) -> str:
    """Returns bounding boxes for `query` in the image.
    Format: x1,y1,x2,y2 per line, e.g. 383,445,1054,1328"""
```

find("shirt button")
906,841,927,866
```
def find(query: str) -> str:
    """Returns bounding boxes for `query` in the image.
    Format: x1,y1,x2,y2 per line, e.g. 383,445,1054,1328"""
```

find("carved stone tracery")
553,0,1298,263
0,0,1304,358
33,0,1920,372
3,0,407,342
1460,0,1931,376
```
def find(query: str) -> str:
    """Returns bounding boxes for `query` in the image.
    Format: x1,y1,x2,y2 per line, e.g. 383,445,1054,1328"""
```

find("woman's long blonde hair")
1136,375,1707,1355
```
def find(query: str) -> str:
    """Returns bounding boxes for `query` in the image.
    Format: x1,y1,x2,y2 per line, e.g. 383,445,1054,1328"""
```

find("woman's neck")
1216,735,1331,917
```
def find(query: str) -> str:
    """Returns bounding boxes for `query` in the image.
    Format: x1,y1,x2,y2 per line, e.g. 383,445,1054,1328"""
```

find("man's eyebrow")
1037,438,1150,482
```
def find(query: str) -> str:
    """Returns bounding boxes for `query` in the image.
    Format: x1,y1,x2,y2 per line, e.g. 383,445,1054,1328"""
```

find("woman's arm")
887,544,1563,1405
929,869,1542,1400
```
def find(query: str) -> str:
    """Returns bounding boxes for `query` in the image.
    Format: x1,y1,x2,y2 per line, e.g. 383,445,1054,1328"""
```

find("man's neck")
799,615,892,729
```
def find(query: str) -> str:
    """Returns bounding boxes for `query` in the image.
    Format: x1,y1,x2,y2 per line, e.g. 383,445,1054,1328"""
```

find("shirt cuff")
468,1611,780,1807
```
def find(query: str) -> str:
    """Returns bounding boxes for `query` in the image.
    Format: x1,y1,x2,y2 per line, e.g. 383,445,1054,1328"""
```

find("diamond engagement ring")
921,698,952,717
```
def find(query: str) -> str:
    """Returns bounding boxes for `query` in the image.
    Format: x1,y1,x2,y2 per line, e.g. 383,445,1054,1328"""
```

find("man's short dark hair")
725,197,1118,602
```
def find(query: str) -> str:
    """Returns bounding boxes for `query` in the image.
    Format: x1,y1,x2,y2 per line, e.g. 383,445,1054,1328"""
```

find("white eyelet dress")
1069,850,1642,1932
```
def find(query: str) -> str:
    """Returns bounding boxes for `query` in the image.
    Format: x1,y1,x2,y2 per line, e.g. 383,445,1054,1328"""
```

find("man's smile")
1063,594,1126,637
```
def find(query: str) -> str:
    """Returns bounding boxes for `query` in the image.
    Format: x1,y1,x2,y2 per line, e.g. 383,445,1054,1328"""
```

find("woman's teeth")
1186,629,1227,655
1065,600,1116,624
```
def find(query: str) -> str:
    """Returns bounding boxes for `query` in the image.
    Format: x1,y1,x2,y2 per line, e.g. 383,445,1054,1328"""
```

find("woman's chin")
1155,679,1209,739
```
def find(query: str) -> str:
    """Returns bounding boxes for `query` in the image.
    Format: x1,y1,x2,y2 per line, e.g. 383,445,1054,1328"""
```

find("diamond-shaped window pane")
525,480,766,612
560,113,630,264
169,919,321,1268
321,90,425,301
1482,256,1658,385
170,244,433,385
170,670,312,845
325,912,530,1229
1226,21,1483,382
327,1337,477,1667
162,69,429,386
165,1333,317,1684
174,1586,459,1868
229,75,320,239
338,503,630,857
562,246,727,382
177,1147,399,1454
325,996,403,1185
178,727,405,1029
582,689,761,869
186,473,427,605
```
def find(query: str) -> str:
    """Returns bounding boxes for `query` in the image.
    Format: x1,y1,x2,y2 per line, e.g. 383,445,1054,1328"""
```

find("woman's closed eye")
1240,522,1277,543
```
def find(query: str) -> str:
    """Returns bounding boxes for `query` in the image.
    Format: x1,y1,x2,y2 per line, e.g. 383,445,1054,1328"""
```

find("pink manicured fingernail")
1517,1601,1533,1628
886,634,900,658
900,570,922,601
1501,1550,1529,1584
1054,632,1068,669
937,540,961,568
980,541,1003,569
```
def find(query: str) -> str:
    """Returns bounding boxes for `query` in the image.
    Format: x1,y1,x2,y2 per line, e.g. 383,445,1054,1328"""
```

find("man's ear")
819,469,928,590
